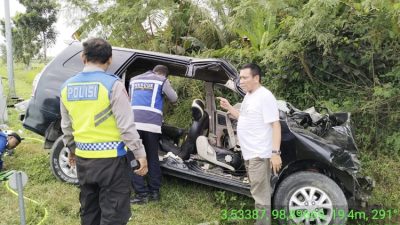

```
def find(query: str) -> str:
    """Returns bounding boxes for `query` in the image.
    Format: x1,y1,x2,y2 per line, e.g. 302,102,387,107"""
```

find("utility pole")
0,77,7,123
4,0,17,98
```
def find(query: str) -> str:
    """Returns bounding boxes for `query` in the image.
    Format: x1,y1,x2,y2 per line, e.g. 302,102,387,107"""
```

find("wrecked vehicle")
22,41,373,224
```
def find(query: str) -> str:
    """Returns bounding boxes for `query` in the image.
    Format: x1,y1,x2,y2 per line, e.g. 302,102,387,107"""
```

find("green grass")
360,153,400,209
0,61,43,101
0,62,399,225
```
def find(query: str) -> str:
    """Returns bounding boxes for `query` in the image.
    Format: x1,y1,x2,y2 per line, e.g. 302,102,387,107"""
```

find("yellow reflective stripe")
75,149,118,158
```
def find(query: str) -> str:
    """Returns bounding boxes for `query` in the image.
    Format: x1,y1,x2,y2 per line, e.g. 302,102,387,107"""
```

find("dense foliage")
204,0,400,156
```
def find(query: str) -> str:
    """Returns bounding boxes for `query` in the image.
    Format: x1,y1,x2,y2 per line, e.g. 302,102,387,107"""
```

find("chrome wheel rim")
288,186,333,225
58,147,77,179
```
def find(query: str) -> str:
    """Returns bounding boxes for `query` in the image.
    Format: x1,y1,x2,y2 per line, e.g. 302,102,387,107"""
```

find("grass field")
0,62,399,225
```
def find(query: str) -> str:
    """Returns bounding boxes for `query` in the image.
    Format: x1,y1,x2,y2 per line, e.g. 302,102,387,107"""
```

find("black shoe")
130,193,148,205
148,191,160,202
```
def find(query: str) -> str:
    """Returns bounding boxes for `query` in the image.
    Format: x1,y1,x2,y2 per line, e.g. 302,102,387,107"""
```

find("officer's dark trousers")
131,130,161,194
77,156,131,225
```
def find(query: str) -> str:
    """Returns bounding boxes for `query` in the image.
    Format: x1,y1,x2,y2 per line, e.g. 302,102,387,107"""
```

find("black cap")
8,132,22,143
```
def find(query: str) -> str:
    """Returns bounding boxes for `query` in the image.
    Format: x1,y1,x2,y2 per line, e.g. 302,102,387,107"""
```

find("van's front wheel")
273,171,348,225
50,136,78,184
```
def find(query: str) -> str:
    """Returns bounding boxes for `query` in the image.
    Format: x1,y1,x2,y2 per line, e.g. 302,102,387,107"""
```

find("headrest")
192,99,205,121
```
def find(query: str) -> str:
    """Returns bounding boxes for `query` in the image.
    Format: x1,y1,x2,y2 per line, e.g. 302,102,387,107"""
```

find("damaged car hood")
279,101,361,174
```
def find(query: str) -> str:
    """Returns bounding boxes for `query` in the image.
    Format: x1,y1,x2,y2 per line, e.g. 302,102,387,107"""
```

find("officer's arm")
60,101,76,153
0,134,6,170
162,79,178,103
0,133,7,154
110,81,146,159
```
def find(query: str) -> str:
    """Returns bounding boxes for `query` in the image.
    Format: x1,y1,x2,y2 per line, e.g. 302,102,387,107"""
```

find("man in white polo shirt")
218,63,282,225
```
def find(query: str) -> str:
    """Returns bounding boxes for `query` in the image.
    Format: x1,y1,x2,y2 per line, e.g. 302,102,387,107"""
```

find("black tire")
50,136,79,184
273,171,348,225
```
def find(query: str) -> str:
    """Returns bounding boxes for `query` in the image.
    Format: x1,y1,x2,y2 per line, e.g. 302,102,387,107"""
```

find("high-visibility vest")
60,71,126,158
129,71,166,133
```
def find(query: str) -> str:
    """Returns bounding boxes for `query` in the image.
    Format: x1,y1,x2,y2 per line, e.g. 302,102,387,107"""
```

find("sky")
0,1,77,57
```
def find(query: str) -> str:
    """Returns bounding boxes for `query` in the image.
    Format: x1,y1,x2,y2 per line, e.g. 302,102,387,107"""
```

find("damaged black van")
22,41,374,225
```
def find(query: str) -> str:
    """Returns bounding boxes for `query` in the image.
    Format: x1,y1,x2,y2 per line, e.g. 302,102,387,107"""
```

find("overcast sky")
0,1,77,57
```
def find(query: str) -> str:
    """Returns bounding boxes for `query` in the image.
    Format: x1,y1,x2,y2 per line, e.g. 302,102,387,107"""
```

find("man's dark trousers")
131,130,161,194
77,156,131,225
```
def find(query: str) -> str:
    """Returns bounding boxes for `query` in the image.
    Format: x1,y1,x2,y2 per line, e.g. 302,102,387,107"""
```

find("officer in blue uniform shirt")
129,65,178,204
0,131,22,170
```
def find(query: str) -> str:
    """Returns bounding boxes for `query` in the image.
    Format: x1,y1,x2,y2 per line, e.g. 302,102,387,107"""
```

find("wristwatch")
272,149,281,155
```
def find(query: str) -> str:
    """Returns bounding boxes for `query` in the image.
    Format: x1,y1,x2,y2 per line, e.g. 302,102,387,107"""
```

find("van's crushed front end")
281,101,375,209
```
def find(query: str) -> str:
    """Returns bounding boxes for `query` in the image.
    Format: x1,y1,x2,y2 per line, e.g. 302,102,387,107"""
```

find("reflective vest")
129,71,166,133
60,71,126,158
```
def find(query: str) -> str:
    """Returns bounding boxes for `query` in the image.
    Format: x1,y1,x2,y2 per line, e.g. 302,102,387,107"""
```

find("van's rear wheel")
50,136,78,184
273,171,348,225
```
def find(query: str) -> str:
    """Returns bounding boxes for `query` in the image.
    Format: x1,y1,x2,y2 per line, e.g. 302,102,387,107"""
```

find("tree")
64,0,237,55
1,14,41,67
18,0,59,61
0,0,58,65
14,13,42,67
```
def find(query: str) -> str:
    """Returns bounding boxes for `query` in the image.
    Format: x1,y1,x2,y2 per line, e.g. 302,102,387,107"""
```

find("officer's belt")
76,141,121,150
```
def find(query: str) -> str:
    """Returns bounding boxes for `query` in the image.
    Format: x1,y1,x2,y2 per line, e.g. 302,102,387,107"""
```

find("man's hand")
134,157,148,176
270,154,282,175
217,97,232,111
217,97,240,119
68,150,76,168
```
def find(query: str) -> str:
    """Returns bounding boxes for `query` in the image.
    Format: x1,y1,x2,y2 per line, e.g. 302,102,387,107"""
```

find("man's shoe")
148,191,160,202
130,193,148,204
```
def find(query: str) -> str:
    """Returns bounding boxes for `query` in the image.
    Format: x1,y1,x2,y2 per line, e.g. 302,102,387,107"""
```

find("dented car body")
23,41,373,224
280,104,374,206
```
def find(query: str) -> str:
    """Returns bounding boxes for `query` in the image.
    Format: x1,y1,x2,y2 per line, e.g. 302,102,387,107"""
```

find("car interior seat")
178,99,209,160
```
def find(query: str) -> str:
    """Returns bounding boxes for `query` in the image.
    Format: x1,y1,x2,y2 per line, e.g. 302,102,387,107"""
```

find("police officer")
129,65,177,204
60,38,148,225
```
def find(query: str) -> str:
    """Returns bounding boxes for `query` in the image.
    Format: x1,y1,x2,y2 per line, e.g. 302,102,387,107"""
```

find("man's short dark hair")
8,132,22,144
241,63,263,82
153,65,169,76
82,38,112,64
